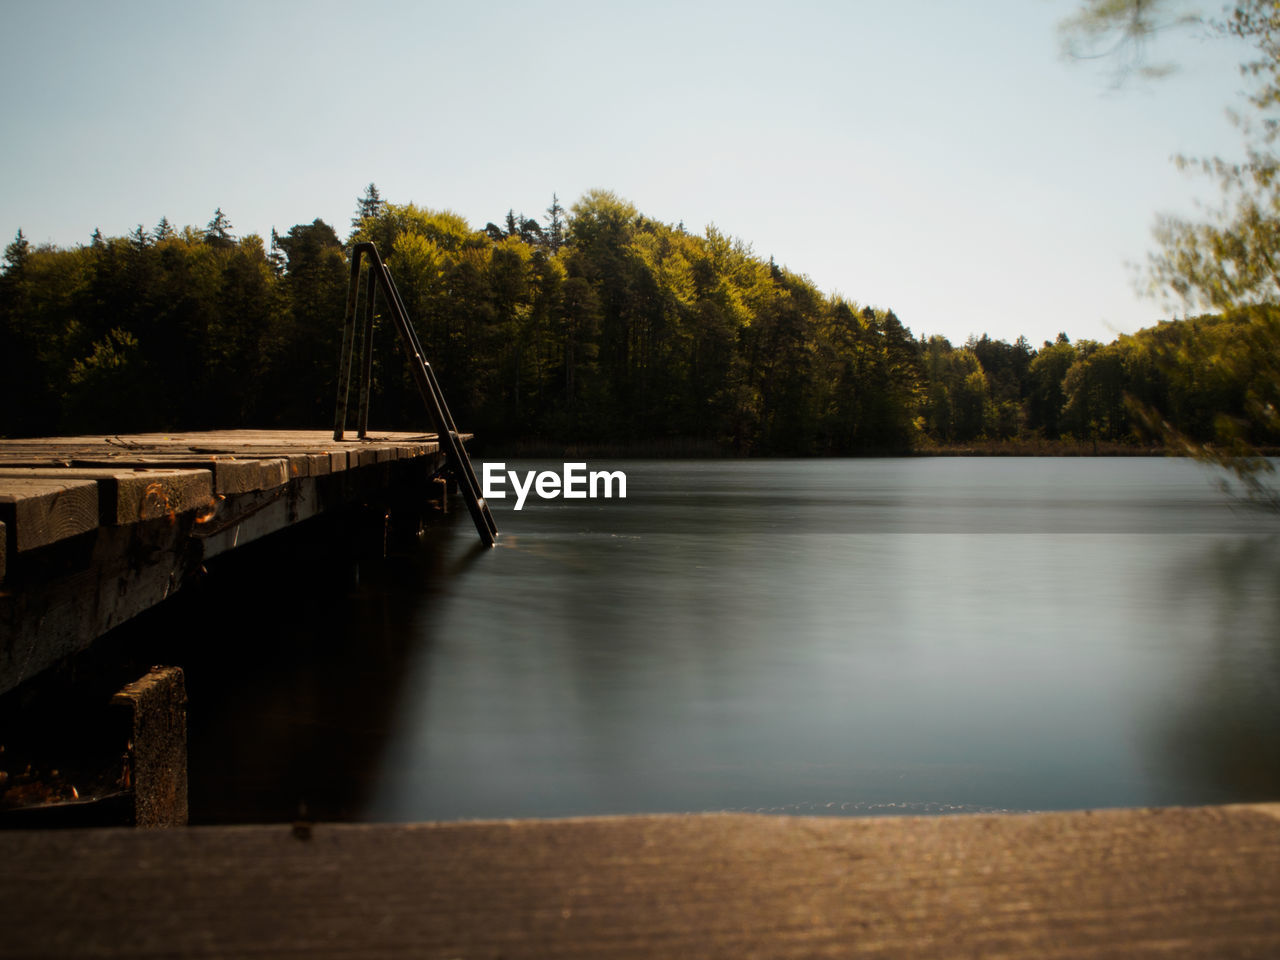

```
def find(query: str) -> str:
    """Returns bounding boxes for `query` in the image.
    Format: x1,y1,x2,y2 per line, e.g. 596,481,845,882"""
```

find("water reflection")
163,458,1280,823
353,459,1280,821
1154,534,1280,803
164,511,461,823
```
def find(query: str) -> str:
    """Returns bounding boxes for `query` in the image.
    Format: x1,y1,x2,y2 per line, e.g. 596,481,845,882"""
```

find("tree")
1063,0,1280,506
1058,0,1202,80
544,194,566,254
1027,336,1078,438
271,219,348,424
3,229,29,275
352,182,386,231
204,207,236,248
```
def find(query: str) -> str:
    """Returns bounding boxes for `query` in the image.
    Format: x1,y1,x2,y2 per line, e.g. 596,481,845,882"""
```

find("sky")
0,0,1256,347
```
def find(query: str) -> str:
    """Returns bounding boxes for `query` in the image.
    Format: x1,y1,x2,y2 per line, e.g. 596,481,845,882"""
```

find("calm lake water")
177,457,1280,824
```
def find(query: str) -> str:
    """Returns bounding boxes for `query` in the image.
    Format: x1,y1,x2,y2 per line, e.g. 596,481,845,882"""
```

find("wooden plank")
0,469,214,525
0,518,198,694
0,453,434,694
5,457,291,497
0,433,445,489
0,805,1277,958
0,478,99,552
0,429,441,451
194,453,443,559
0,433,454,692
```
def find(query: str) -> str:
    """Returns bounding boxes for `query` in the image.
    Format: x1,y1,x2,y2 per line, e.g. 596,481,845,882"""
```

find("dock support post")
112,666,188,828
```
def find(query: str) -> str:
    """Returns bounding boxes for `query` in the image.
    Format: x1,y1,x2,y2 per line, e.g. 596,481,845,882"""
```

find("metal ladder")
333,241,497,547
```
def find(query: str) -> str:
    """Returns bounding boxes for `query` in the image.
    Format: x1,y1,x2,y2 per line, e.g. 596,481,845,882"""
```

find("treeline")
920,314,1279,452
2,187,1277,454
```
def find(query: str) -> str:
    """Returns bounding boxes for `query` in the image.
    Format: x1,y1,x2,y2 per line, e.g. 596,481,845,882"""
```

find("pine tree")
153,217,175,242
268,228,286,274
544,194,566,253
204,207,236,248
352,183,385,229
3,229,29,274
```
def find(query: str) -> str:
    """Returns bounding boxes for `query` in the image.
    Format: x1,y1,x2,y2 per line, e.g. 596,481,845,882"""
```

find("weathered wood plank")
7,457,291,497
0,805,1276,959
0,434,446,494
0,518,199,693
0,429,443,451
0,432,453,692
0,520,5,582
0,478,99,552
0,469,214,525
111,666,187,828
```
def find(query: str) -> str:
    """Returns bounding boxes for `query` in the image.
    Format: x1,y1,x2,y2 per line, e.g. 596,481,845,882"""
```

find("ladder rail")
377,260,497,540
356,261,377,439
332,253,364,441
333,242,497,547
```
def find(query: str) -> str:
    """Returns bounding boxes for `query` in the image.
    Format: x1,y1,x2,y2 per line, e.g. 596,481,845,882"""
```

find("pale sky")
0,0,1255,347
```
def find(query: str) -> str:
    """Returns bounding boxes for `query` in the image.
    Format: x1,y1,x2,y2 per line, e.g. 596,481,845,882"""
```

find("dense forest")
2,186,1277,456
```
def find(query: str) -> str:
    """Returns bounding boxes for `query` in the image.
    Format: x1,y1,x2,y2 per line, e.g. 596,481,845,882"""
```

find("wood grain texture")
0,517,197,694
0,805,1276,959
0,448,450,694
0,478,99,551
111,666,187,827
0,468,214,524
0,431,444,496
0,432,453,692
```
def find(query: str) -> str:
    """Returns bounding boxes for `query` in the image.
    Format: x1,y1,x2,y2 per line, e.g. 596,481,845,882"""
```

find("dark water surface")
180,458,1280,823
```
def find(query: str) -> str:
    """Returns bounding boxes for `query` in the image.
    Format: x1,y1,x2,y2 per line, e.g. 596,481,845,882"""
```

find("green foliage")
1061,1,1280,504
64,328,148,431
1058,0,1202,80
204,207,236,249
352,183,386,229
0,191,941,452
1,185,1273,460
4,229,30,273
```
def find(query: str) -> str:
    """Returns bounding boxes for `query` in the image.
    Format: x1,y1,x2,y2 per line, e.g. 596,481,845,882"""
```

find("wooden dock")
0,429,448,696
0,804,1277,958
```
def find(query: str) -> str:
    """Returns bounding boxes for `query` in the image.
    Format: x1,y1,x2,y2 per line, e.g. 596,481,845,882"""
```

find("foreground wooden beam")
0,804,1276,958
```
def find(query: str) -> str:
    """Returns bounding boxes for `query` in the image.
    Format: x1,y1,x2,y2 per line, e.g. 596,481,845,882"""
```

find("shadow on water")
1154,533,1280,804
113,504,471,825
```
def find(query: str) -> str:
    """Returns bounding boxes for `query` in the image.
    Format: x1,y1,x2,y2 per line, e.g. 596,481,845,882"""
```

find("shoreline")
482,438,1180,459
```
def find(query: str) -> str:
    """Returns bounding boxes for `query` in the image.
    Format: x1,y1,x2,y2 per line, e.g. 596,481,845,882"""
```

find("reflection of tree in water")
1156,535,1280,803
